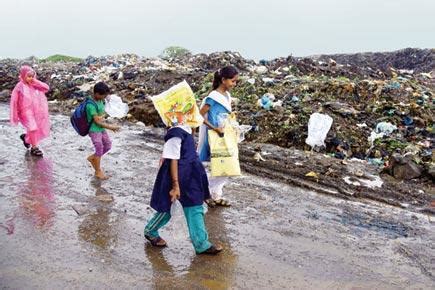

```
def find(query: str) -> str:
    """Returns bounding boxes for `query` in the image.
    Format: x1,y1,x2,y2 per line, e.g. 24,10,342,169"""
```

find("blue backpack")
70,98,98,136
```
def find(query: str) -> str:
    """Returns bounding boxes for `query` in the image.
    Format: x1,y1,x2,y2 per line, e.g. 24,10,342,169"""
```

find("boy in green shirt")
86,82,120,179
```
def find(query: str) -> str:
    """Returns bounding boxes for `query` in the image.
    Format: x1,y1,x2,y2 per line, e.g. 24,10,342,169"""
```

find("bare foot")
87,155,97,170
95,170,109,180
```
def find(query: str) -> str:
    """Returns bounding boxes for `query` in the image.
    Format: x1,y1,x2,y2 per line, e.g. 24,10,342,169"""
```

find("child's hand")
169,187,180,202
214,127,225,135
110,125,121,132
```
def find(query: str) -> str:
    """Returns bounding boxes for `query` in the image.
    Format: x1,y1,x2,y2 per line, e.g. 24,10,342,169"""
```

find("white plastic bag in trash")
237,125,252,143
375,122,397,135
105,94,129,118
305,113,333,148
368,131,385,146
168,200,189,241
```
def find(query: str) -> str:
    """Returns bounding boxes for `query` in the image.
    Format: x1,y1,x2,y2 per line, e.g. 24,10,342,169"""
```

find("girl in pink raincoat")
10,66,51,157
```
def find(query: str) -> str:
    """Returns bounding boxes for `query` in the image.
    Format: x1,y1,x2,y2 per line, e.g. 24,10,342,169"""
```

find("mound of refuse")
0,48,433,180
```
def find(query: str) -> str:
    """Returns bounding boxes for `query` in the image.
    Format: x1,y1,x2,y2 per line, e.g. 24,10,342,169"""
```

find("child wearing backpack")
86,82,120,180
10,65,50,157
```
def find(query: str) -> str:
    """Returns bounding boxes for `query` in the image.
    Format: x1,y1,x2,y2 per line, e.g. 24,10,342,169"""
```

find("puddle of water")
78,207,119,249
340,209,410,239
18,154,56,230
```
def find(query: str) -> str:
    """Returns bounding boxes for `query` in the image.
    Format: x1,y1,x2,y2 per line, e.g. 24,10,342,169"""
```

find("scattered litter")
105,94,129,118
305,113,333,148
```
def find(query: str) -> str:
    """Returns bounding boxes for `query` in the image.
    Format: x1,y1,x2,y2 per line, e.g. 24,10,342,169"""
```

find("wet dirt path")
0,104,433,289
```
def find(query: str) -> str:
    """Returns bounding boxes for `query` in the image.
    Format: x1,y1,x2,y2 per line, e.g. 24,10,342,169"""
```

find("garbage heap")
0,48,433,180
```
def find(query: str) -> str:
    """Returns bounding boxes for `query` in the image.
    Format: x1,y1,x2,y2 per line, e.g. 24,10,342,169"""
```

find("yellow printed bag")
208,118,241,177
151,80,203,128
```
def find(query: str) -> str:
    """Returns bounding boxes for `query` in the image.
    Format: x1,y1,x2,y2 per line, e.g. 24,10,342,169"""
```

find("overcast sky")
1,0,434,60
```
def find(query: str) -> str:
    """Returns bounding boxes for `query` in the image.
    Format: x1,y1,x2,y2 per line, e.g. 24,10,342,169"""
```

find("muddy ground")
0,104,434,289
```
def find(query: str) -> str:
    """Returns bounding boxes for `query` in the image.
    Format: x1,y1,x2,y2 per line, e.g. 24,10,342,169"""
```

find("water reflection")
19,153,55,230
78,179,118,250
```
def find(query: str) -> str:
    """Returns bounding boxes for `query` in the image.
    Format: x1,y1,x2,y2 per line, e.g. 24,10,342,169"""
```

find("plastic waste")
258,94,275,110
259,59,269,66
168,200,189,241
247,78,256,85
305,171,319,179
385,82,401,90
254,66,268,74
367,158,384,167
237,125,252,143
305,113,333,148
78,83,93,92
105,94,129,118
420,72,432,79
254,152,265,162
266,93,276,101
291,96,300,103
217,113,251,142
368,131,385,146
375,122,397,135
402,116,413,126
262,77,275,84
257,96,270,110
272,100,283,108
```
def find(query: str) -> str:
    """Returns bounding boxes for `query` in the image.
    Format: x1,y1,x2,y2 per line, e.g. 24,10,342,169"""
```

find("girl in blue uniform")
144,119,222,255
197,66,239,207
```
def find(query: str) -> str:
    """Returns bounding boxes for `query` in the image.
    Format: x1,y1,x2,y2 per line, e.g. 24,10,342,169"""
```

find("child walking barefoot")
86,82,120,180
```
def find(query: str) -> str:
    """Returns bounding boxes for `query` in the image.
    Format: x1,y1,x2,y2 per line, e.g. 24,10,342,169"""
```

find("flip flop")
214,199,231,207
145,235,167,247
205,198,217,208
30,147,43,157
198,245,223,255
20,134,30,149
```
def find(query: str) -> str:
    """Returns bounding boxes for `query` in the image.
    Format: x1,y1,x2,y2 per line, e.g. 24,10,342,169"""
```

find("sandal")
198,245,223,255
30,147,43,157
20,134,30,149
145,235,167,247
214,199,231,207
205,198,216,208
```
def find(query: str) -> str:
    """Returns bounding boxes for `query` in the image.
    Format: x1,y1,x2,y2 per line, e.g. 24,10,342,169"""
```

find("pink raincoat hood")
19,65,36,83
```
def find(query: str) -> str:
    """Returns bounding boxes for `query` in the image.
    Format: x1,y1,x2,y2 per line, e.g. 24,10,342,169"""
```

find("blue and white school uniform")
197,90,232,200
144,125,212,254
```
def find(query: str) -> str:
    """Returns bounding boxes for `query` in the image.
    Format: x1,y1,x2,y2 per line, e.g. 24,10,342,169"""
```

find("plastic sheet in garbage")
305,113,333,148
105,94,129,118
